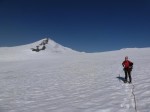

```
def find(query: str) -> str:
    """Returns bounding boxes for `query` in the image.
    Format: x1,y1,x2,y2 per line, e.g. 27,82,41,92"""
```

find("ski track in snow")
0,42,150,112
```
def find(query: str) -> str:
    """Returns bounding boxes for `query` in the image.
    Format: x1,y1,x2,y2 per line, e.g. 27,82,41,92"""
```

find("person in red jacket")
122,56,133,83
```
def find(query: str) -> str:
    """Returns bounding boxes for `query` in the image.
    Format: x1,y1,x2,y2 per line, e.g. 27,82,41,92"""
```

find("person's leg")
124,70,128,82
128,71,132,83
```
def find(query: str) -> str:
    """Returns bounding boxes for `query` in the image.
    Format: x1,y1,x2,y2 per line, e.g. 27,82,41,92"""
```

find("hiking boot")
128,81,132,84
124,80,127,83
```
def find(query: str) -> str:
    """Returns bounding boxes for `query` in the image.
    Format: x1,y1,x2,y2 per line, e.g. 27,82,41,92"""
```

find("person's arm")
122,61,125,67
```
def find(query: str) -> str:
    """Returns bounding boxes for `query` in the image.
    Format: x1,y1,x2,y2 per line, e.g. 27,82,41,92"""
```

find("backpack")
129,62,133,71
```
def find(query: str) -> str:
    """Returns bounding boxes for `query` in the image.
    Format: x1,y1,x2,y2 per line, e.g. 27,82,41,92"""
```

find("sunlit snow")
0,39,150,112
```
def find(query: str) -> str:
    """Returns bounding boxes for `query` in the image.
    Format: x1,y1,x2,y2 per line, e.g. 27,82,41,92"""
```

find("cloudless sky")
0,0,150,52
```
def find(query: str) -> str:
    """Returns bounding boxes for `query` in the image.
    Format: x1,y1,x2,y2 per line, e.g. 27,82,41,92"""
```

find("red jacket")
122,60,133,70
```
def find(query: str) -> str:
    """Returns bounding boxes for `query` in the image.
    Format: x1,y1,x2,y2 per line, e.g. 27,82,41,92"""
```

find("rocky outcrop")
31,38,48,52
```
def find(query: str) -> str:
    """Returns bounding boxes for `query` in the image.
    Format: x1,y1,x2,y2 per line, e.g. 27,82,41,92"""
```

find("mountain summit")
30,38,77,53
0,38,78,61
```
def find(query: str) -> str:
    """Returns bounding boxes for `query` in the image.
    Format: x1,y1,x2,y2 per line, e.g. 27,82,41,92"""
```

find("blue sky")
0,0,150,52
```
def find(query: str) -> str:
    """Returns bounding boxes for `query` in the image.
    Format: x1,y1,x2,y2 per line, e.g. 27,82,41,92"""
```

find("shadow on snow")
116,76,125,83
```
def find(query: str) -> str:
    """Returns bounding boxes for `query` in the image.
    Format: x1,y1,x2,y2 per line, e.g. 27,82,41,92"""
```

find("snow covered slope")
0,38,78,61
0,39,150,112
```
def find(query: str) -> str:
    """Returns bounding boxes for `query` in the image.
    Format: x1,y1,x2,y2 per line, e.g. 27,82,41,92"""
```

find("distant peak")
30,38,78,53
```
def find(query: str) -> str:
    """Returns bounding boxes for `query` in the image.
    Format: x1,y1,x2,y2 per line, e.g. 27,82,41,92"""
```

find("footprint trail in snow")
120,82,137,112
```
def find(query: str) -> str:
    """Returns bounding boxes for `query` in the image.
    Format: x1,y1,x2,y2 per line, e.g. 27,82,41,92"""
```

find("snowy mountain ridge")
0,38,77,52
0,38,78,61
0,38,149,55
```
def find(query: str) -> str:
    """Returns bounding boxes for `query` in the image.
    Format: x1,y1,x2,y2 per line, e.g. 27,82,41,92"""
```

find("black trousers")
124,69,132,82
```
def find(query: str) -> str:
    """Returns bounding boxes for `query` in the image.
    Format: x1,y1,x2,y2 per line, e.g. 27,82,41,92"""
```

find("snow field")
0,39,150,112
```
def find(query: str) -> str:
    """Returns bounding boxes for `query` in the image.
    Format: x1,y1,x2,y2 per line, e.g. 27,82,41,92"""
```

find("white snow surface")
0,39,150,112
